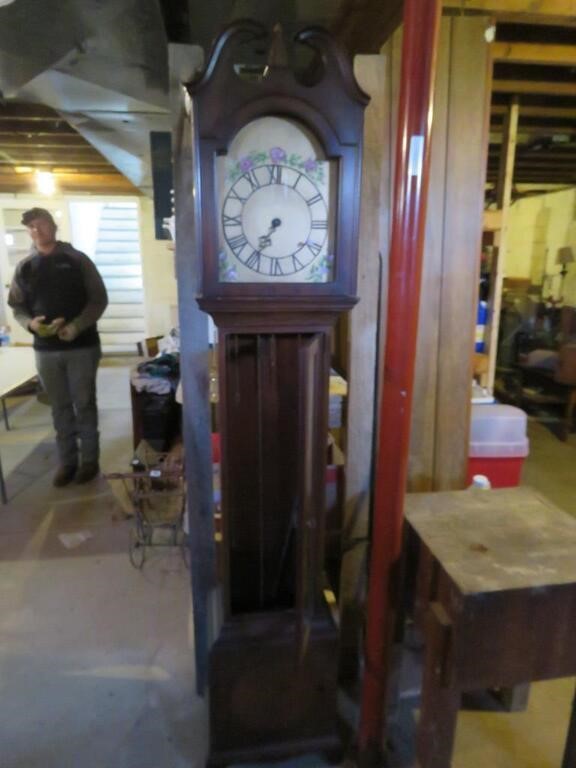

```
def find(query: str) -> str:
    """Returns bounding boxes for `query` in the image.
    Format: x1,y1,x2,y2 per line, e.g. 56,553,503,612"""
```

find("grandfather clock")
186,21,368,765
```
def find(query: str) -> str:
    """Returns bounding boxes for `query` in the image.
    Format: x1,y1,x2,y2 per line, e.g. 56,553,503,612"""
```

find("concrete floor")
0,359,207,768
0,361,574,767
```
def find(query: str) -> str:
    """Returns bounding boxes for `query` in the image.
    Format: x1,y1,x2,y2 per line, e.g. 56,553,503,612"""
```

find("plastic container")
467,404,529,488
475,301,488,352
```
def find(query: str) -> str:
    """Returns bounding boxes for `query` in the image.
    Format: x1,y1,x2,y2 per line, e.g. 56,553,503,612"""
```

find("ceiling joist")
0,170,138,195
491,105,576,118
0,136,90,148
444,0,576,19
491,123,576,134
493,79,576,96
492,41,576,66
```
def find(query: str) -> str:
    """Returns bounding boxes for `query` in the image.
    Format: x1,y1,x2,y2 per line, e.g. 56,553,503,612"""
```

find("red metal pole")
358,0,442,763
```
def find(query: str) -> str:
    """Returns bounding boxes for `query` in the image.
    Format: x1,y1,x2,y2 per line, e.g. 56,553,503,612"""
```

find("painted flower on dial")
219,252,238,282
227,149,324,183
269,147,287,164
307,253,334,283
239,156,254,172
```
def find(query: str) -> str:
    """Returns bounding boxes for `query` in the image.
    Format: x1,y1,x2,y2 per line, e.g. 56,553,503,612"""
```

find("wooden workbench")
405,487,576,768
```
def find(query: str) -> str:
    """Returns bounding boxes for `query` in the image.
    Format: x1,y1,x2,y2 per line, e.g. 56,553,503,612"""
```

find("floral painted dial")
216,117,336,284
221,163,328,278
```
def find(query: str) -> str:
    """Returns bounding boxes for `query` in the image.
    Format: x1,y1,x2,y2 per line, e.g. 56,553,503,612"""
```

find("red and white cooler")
467,404,529,488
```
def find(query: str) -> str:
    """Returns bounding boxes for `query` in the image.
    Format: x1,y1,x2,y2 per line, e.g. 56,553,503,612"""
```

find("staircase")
92,202,145,356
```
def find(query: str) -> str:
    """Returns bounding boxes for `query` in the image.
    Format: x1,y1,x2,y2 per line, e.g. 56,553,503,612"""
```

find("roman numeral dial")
220,160,332,281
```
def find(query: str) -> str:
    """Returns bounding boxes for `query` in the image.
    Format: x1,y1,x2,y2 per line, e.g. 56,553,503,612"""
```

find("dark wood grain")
185,22,368,763
186,21,368,306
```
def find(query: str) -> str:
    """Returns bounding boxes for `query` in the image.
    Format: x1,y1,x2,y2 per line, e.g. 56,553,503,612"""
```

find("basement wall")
505,187,576,302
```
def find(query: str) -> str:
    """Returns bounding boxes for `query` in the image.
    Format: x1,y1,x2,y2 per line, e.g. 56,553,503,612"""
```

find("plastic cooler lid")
469,404,529,458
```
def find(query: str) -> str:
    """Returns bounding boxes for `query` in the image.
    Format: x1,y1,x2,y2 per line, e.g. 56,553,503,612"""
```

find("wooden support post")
169,43,220,697
486,96,519,393
358,0,442,763
409,15,491,491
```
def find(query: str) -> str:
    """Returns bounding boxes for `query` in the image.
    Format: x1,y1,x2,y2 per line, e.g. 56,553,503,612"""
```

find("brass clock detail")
185,21,368,766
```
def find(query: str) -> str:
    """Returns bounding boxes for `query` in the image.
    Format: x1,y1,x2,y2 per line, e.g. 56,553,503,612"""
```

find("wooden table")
405,487,576,768
0,347,38,504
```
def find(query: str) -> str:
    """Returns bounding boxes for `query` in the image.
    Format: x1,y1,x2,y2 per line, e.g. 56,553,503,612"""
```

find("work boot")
53,465,78,487
74,462,100,484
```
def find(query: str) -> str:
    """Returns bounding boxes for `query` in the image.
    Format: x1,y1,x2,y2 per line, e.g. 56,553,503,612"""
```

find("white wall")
505,187,576,303
138,197,178,336
69,201,104,258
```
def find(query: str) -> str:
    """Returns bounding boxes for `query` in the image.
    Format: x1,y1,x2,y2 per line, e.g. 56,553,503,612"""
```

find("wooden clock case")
185,21,368,766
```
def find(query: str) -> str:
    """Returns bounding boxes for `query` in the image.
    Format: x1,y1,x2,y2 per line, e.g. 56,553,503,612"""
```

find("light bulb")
35,170,56,196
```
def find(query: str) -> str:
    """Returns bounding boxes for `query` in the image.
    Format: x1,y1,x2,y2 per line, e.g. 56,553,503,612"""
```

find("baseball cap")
21,207,56,227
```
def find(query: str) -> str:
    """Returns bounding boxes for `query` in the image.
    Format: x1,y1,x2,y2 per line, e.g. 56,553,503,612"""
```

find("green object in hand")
36,322,58,338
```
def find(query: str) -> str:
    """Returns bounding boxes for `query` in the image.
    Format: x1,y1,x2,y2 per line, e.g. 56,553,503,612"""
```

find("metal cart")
108,442,188,569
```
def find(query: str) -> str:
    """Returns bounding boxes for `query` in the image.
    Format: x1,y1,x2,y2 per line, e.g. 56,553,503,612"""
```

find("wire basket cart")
108,442,188,569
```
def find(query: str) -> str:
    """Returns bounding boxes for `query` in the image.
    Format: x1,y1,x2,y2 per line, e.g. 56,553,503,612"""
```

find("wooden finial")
267,23,289,69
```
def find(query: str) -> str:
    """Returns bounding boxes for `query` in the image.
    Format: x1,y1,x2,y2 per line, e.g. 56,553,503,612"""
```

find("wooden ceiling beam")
0,159,115,169
493,79,576,96
0,115,68,123
491,122,576,133
505,166,576,172
489,160,576,169
0,103,66,119
443,1,576,19
0,169,138,194
491,124,576,136
492,41,576,66
492,105,576,118
0,120,78,134
497,12,576,25
0,147,111,161
489,151,576,160
0,138,90,148
490,139,575,147
487,178,576,186
0,144,102,154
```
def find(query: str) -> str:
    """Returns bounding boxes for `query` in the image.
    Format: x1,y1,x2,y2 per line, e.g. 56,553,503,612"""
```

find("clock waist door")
219,330,330,618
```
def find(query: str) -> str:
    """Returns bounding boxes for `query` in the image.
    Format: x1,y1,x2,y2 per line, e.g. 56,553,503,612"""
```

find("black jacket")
8,242,108,351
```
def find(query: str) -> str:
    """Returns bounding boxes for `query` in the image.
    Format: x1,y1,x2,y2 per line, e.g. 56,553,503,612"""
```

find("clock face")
216,117,336,284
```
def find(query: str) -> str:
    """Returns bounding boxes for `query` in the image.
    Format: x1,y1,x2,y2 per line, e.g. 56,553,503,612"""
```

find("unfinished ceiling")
0,0,172,196
0,0,575,197
489,20,576,194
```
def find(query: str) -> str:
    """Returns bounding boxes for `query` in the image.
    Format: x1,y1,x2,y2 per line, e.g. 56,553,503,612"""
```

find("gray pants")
35,346,102,467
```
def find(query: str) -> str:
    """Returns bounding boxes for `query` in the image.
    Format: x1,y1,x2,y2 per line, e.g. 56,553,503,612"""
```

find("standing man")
8,207,108,486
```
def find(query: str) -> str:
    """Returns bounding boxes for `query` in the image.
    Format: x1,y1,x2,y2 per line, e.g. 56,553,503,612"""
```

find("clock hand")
258,218,282,250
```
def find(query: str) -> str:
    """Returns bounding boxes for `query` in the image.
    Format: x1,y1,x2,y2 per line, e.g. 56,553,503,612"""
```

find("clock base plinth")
207,609,341,767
